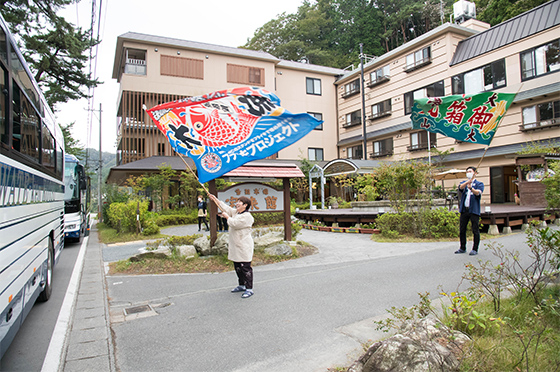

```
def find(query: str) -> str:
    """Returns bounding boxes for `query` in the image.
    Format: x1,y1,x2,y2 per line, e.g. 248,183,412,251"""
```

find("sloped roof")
113,32,279,79
450,0,560,66
224,162,304,179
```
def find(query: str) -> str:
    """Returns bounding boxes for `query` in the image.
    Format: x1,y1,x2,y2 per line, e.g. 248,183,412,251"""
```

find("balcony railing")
342,119,361,128
407,143,436,151
370,150,393,158
124,58,147,75
368,111,391,121
519,118,559,132
404,57,431,73
367,75,390,88
341,87,360,98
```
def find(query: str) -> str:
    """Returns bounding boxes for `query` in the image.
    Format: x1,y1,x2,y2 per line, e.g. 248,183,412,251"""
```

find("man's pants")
234,262,253,289
459,210,480,251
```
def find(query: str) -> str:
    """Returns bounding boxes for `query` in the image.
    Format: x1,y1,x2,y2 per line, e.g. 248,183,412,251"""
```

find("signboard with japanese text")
217,182,283,213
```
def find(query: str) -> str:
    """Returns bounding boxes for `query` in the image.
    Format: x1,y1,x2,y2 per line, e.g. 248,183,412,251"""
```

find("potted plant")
331,226,345,233
327,196,339,209
318,225,332,232
346,226,360,233
359,223,377,234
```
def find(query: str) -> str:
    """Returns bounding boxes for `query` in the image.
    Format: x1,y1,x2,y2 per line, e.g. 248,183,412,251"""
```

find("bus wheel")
38,238,53,302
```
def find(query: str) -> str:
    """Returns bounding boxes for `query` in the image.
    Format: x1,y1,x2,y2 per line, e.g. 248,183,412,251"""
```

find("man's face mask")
466,171,474,179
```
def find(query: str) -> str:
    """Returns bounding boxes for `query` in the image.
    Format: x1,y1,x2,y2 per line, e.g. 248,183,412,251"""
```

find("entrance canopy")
322,159,389,177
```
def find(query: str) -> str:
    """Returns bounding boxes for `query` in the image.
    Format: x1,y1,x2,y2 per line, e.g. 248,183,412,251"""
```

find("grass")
97,222,167,244
455,285,560,371
370,231,504,243
108,242,318,275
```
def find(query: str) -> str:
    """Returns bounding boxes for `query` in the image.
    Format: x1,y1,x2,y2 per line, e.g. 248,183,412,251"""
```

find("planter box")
331,227,346,233
346,228,360,233
302,224,312,229
360,228,381,234
318,226,332,232
311,225,320,230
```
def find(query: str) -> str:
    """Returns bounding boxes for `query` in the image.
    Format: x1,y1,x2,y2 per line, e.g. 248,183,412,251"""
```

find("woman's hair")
238,196,251,211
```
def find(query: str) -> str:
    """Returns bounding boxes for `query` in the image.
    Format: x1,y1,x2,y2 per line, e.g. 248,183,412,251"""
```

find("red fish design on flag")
189,101,259,147
146,86,323,183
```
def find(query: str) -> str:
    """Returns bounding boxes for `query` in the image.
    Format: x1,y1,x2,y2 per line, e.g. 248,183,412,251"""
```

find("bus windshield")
64,161,79,201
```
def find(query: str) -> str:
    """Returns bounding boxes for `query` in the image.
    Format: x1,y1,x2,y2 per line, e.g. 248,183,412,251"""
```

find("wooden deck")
295,204,559,229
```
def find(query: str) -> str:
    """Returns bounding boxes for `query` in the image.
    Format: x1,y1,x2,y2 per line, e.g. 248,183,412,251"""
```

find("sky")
56,0,306,154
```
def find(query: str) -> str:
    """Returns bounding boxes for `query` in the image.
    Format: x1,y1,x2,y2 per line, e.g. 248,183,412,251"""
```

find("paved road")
104,225,548,372
0,239,82,371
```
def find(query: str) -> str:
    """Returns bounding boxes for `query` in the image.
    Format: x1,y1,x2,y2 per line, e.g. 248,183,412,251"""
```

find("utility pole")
98,103,103,222
359,43,367,160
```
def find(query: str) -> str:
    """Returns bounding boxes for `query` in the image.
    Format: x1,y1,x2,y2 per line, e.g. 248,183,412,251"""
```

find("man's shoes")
469,250,478,256
241,290,254,298
455,249,466,254
231,285,246,293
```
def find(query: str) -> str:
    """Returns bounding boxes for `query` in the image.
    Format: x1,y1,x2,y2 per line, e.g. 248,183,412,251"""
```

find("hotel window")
521,100,560,131
308,147,324,161
404,81,444,114
405,46,431,72
371,138,393,158
521,39,560,80
408,131,436,151
347,144,363,160
368,65,390,87
343,109,361,127
342,79,360,98
124,48,146,76
161,55,203,79
227,64,264,86
158,142,166,156
452,59,506,95
308,112,323,130
306,77,321,95
369,99,392,120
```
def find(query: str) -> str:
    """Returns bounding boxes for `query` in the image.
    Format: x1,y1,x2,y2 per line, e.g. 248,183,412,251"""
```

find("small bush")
376,208,459,239
253,212,284,227
107,200,148,234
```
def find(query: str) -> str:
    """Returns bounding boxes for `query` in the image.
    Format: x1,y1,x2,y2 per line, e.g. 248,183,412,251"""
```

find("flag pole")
142,104,225,212
474,84,523,170
176,153,226,213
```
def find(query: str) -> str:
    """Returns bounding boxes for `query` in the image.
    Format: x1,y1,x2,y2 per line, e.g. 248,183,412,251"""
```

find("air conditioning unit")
454,0,476,23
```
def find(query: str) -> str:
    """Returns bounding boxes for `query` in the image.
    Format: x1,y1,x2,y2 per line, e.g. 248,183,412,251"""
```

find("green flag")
411,92,516,145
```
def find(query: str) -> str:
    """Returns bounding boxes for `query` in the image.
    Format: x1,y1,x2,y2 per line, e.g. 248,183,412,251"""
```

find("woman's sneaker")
231,285,246,293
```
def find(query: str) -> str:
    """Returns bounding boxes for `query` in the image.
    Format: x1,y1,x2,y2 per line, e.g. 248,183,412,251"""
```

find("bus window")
42,122,55,172
0,27,6,64
21,94,39,161
0,66,6,145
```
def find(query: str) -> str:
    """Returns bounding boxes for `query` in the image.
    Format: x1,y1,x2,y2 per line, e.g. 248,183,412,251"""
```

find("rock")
130,247,172,262
175,245,197,258
254,231,284,248
193,236,211,256
193,235,229,256
349,318,470,372
264,242,292,256
211,233,229,255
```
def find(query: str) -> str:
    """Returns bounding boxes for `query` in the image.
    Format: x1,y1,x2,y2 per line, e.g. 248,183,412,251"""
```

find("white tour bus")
0,13,65,358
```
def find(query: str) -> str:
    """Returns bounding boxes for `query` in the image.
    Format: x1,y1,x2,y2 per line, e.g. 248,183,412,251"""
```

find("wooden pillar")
209,180,217,247
283,178,292,241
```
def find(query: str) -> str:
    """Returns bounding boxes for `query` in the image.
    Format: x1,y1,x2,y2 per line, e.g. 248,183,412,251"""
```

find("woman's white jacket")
218,200,254,262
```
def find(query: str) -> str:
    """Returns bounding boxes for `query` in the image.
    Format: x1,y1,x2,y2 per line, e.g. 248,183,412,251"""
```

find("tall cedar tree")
0,0,100,109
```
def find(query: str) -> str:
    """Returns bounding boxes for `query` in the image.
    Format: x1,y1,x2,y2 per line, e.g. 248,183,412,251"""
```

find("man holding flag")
411,90,516,256
456,166,484,255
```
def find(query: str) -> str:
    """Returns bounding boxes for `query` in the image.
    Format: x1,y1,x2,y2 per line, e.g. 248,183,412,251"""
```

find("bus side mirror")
80,177,87,190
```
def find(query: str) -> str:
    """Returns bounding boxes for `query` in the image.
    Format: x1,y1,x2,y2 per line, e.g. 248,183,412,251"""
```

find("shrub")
376,208,459,239
107,200,148,234
253,212,284,227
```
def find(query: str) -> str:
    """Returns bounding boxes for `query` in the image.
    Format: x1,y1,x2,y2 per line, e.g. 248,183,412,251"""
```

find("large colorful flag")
146,87,322,183
411,92,516,145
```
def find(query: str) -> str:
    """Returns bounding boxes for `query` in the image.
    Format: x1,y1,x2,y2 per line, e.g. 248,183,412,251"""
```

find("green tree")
474,0,550,26
0,0,101,108
140,165,176,211
60,122,85,159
